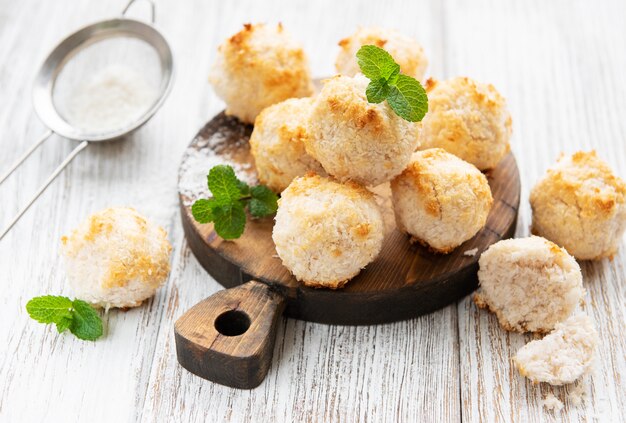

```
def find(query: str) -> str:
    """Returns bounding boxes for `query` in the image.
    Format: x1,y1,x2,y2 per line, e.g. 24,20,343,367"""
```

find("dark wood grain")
175,280,286,389
178,112,521,325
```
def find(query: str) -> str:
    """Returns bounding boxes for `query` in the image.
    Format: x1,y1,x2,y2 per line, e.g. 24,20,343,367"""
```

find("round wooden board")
178,112,520,325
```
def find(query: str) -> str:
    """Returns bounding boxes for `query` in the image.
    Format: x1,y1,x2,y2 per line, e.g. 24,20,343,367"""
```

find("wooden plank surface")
0,0,623,422
445,1,626,421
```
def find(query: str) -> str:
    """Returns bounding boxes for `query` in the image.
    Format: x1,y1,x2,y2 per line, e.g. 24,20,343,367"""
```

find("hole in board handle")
214,310,251,336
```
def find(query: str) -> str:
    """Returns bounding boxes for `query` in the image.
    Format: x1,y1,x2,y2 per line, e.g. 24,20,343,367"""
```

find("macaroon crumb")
542,393,564,413
513,312,598,385
464,248,479,257
568,383,587,407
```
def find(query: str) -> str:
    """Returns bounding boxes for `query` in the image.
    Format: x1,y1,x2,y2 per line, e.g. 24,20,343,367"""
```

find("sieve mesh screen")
52,35,162,135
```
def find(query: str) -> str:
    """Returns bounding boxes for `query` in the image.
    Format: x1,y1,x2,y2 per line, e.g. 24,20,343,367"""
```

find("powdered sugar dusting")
178,133,257,206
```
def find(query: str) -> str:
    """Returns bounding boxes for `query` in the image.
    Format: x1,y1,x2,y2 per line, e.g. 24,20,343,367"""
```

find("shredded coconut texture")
513,312,598,385
273,174,384,289
474,236,585,333
66,64,158,133
530,150,626,260
61,207,172,309
391,148,493,253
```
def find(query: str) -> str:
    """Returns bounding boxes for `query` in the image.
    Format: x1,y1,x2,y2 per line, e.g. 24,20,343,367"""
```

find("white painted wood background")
0,0,624,421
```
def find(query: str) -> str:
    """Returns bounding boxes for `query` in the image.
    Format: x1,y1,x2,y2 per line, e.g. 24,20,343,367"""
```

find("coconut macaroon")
305,74,419,186
208,23,314,124
249,97,324,192
419,77,512,170
391,149,493,253
335,27,428,81
272,174,384,289
514,312,598,385
530,151,626,260
61,207,172,309
474,236,585,333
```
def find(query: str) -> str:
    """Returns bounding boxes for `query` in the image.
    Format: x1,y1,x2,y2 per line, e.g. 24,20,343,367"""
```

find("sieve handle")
0,141,88,242
122,0,156,24
0,130,53,185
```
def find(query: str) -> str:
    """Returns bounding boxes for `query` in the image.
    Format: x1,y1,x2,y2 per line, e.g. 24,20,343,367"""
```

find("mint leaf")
56,316,73,333
237,180,250,196
26,296,73,324
356,45,428,122
366,78,390,103
191,198,216,224
26,295,103,341
69,300,103,341
207,165,241,204
213,202,246,239
249,185,279,217
356,45,400,81
192,165,279,239
386,74,428,122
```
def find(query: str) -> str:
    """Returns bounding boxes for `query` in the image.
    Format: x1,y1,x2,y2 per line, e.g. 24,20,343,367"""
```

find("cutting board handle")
174,280,286,389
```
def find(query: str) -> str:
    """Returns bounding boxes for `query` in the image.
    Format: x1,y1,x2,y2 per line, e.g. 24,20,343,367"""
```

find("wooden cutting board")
174,111,521,389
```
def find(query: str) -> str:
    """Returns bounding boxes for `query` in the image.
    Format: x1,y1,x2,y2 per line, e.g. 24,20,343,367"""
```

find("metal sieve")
0,0,174,240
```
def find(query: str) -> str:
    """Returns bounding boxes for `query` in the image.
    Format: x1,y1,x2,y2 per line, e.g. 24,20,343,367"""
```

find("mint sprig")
356,45,428,122
191,165,278,239
26,295,103,341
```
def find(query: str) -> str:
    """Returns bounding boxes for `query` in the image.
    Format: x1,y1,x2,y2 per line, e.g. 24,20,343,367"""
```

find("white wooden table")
1,0,624,421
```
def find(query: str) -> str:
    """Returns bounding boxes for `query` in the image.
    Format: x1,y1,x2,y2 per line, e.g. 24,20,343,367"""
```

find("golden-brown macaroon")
419,77,512,170
335,27,428,81
61,207,172,309
391,148,493,253
208,23,314,124
305,74,419,186
272,174,384,289
475,236,585,333
530,151,626,260
249,97,325,192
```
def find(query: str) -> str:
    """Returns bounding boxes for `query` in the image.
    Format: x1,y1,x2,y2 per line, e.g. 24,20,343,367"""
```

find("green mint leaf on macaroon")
191,165,279,239
26,296,103,341
387,74,429,122
356,45,428,122
365,78,391,103
356,45,400,82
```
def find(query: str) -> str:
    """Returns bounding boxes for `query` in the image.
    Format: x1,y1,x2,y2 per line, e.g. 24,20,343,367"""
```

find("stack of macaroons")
207,21,624,394
208,23,514,289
